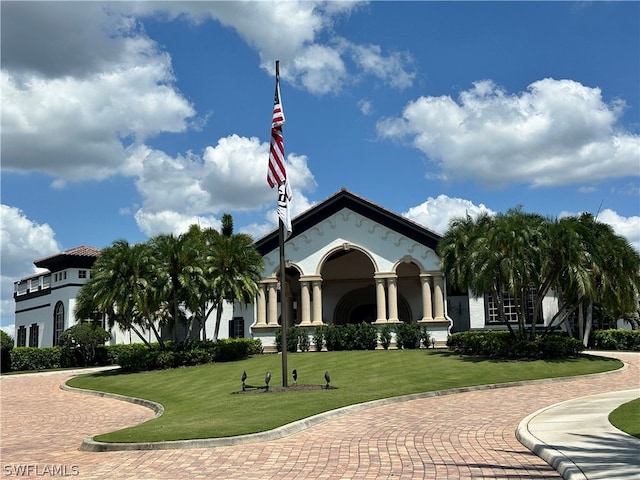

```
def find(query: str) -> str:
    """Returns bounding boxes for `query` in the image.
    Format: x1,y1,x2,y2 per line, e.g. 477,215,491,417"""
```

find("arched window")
53,302,65,346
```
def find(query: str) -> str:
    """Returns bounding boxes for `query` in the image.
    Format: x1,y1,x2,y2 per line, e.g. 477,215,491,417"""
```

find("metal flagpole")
279,215,288,387
275,60,288,388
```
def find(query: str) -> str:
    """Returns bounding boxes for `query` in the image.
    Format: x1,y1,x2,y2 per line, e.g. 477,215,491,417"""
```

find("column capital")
374,271,397,280
300,274,323,282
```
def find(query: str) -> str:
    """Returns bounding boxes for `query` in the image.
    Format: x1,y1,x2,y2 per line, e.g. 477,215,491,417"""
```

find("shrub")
394,322,421,349
355,322,378,350
312,326,326,352
275,326,301,353
58,322,111,367
10,347,63,371
1,330,14,373
539,335,584,358
213,338,262,362
592,329,640,351
116,344,158,372
420,325,432,349
324,324,342,351
297,328,311,352
447,331,585,359
379,325,392,350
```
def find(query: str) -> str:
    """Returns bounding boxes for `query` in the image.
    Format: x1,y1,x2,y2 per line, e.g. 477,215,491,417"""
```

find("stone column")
266,278,278,326
256,282,267,326
419,274,433,322
387,275,399,323
374,273,388,324
312,277,323,324
433,273,445,321
299,280,312,325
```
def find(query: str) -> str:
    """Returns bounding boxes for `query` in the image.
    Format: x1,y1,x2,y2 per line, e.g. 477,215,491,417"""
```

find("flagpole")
279,214,288,388
275,60,288,388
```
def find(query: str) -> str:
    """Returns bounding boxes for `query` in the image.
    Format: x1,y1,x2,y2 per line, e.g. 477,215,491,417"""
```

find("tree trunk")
213,300,224,343
130,325,152,348
577,302,584,343
582,302,593,347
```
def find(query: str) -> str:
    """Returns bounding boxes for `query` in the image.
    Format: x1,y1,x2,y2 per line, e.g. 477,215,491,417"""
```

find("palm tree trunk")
129,325,152,348
582,302,593,347
213,300,224,343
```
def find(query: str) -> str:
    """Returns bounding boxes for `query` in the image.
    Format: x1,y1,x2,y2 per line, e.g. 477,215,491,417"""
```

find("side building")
13,247,236,347
13,246,102,348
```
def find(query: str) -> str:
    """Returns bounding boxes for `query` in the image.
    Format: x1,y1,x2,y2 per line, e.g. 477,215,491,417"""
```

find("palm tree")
208,214,263,342
74,239,168,348
150,232,206,341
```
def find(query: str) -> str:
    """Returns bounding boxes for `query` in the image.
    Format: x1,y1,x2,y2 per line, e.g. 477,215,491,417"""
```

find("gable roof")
254,188,442,255
34,245,100,271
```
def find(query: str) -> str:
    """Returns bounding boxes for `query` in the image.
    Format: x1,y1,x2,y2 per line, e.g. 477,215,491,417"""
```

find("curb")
65,355,628,452
515,405,587,480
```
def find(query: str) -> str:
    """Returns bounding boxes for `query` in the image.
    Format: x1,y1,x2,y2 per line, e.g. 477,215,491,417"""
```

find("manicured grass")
609,398,640,439
66,350,622,443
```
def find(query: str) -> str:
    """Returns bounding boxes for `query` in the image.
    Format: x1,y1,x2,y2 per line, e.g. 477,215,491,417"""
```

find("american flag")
267,71,286,188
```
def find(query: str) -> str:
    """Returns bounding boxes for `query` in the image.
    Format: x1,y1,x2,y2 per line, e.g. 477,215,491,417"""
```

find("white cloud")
122,1,413,95
0,205,61,326
348,42,415,89
358,99,373,116
134,210,220,238
378,78,640,188
129,135,317,237
403,195,496,235
1,3,196,182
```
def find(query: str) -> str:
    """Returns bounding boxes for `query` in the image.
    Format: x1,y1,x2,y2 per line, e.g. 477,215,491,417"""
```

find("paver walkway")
1,352,638,479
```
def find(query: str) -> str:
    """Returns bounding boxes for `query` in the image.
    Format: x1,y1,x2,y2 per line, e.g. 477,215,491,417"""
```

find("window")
28,323,39,347
78,270,87,279
228,317,245,338
485,289,542,325
53,302,65,346
17,326,27,347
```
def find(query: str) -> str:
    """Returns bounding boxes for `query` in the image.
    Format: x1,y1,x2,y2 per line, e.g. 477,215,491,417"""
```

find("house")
13,246,102,348
13,189,560,349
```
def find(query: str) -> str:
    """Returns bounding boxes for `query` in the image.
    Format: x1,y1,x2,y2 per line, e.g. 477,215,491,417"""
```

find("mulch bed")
233,384,335,394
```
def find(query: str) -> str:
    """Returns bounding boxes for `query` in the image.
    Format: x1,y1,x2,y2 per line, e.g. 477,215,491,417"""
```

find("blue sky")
2,1,639,334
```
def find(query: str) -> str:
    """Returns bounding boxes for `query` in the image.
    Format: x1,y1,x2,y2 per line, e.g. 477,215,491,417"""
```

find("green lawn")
66,350,622,443
609,398,640,439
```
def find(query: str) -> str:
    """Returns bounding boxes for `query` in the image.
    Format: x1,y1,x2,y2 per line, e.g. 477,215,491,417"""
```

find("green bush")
1,330,14,373
379,325,392,350
394,322,421,349
10,347,63,371
297,328,311,352
592,329,640,351
213,338,262,362
312,326,326,351
420,325,432,348
447,331,584,359
323,324,342,351
116,344,158,372
354,322,378,350
58,322,111,367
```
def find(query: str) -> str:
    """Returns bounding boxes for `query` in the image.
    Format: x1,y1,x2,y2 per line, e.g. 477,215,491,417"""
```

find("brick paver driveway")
1,352,638,479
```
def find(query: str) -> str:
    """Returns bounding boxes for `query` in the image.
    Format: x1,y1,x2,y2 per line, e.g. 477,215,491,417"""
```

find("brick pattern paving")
1,352,637,479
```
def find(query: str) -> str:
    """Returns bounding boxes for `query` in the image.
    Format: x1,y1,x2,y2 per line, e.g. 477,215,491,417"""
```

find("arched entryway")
333,286,412,325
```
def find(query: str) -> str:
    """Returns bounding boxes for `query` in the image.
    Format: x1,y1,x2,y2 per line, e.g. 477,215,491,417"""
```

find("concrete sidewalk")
517,388,640,480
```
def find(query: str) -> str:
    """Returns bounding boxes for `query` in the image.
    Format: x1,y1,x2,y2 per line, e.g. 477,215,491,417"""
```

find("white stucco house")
13,189,560,349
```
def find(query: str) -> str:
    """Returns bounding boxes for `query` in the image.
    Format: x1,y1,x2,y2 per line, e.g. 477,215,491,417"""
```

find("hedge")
6,338,264,373
447,331,584,359
10,347,64,371
591,329,640,351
